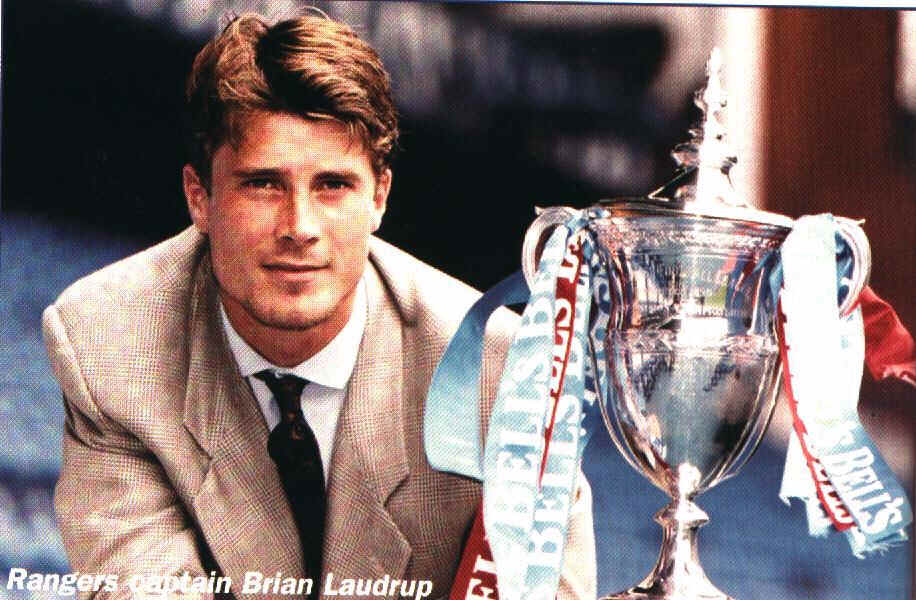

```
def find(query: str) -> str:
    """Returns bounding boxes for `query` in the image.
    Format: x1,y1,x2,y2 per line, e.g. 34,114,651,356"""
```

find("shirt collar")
220,279,367,390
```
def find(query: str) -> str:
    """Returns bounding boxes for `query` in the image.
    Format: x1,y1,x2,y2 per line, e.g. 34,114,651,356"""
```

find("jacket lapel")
322,257,412,586
183,256,307,589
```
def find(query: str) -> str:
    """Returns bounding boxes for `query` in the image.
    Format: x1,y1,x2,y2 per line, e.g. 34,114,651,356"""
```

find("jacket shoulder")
48,227,206,318
42,228,207,420
367,236,518,339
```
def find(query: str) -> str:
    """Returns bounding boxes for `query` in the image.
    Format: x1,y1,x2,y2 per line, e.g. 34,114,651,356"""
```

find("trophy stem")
601,495,733,600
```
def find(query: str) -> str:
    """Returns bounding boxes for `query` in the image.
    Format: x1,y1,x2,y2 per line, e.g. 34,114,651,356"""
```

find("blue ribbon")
425,212,605,600
424,270,530,480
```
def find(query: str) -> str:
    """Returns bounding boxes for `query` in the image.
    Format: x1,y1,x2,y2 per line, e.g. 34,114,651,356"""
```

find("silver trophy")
523,50,871,600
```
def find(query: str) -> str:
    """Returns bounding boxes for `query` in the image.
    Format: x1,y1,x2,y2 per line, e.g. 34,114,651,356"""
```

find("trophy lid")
604,48,793,230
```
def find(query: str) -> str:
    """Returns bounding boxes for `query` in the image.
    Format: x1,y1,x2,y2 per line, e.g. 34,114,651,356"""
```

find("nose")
276,191,321,245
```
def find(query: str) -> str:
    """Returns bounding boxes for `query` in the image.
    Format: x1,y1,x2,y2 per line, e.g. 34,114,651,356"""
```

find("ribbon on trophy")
425,208,611,600
859,286,916,386
777,214,914,556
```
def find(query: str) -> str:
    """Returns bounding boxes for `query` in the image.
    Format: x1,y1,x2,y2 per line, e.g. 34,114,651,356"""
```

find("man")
43,12,595,600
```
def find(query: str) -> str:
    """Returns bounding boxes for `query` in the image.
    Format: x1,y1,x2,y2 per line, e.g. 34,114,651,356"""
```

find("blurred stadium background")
2,2,914,598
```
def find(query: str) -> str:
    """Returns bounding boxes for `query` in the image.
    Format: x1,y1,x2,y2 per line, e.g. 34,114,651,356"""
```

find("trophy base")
600,496,734,600
600,583,731,600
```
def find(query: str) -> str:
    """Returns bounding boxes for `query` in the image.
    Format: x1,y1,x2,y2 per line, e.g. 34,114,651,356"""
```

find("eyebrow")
231,168,284,179
314,169,361,182
230,168,362,182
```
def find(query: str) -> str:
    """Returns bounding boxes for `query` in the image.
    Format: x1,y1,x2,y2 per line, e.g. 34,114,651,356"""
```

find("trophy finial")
669,47,745,209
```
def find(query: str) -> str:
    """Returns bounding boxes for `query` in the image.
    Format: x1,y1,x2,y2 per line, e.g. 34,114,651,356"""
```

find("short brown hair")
186,13,398,186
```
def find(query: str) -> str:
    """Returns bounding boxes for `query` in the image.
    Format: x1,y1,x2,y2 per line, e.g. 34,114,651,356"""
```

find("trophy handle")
521,206,579,287
834,216,871,316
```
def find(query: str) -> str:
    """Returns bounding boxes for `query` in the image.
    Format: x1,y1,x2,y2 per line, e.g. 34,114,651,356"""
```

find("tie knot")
253,370,308,418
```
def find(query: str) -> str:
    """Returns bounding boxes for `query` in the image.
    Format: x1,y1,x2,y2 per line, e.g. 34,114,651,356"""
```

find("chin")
249,300,332,331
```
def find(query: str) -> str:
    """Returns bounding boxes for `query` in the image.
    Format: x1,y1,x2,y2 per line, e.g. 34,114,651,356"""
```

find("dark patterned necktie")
253,370,325,593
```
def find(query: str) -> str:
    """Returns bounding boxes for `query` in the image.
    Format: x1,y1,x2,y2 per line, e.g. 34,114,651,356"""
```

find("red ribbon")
859,286,916,387
450,508,499,600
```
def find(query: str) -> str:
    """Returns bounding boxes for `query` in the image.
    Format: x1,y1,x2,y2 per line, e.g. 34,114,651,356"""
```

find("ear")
183,164,210,234
370,168,392,233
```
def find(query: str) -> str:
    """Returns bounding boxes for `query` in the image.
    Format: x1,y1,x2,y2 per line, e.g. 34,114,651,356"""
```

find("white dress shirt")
220,280,367,481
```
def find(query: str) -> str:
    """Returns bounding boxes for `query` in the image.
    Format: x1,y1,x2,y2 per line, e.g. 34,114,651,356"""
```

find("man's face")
184,111,390,337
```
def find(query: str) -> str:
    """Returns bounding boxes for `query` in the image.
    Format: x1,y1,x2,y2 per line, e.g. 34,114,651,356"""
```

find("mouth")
262,261,329,281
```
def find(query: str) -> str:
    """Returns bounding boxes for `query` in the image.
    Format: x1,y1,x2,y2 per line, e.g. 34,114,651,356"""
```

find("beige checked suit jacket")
43,227,596,600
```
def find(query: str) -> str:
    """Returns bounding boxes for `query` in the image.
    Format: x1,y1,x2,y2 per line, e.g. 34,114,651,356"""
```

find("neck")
221,292,355,368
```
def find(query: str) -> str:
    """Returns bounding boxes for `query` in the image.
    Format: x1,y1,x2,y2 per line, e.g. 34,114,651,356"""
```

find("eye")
317,179,352,192
243,178,283,191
